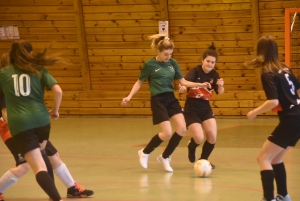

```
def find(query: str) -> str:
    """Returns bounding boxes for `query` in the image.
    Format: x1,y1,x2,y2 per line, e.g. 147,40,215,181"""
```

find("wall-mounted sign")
0,25,20,40
159,21,168,36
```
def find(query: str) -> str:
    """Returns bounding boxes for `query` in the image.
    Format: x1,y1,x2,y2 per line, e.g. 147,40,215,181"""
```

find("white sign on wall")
0,25,20,40
159,21,168,36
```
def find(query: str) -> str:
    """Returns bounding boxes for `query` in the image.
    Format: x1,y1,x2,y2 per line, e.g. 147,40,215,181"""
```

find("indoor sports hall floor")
1,118,299,201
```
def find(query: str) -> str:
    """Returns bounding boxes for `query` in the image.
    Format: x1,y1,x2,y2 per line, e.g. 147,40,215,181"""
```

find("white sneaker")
157,154,173,172
276,194,291,201
138,149,149,169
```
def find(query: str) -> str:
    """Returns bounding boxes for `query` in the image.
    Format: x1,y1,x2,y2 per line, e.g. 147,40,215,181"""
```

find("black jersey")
184,65,220,110
185,65,220,94
261,66,300,117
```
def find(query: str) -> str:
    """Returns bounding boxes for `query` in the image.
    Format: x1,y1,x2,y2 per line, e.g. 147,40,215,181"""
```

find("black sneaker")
67,182,94,198
187,141,197,163
210,163,216,169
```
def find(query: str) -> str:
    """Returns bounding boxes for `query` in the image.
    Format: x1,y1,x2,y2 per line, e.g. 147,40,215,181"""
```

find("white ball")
194,159,212,177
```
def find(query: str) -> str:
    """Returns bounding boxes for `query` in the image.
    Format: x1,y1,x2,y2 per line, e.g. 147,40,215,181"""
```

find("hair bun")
208,42,216,50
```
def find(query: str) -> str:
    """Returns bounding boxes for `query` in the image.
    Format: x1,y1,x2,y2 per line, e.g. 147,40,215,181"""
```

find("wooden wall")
0,0,299,117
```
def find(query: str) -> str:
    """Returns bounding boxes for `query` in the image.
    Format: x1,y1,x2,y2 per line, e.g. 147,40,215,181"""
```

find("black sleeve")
184,67,198,82
288,69,300,90
212,71,221,94
261,71,278,100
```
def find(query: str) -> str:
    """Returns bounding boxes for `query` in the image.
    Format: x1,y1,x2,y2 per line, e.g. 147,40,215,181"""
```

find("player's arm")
122,79,143,105
49,84,62,119
1,108,7,122
247,99,278,120
178,78,211,89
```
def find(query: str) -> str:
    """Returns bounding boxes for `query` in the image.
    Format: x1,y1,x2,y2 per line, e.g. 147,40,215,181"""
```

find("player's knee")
176,127,186,136
18,163,31,175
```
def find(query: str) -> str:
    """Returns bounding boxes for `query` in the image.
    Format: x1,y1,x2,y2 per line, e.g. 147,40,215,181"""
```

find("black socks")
162,132,182,159
143,134,163,154
260,170,274,201
200,140,215,160
41,150,54,181
36,171,61,201
272,162,288,197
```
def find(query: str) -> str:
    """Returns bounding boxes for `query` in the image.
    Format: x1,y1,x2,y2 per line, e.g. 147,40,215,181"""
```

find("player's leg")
187,123,204,163
46,141,94,198
200,117,217,168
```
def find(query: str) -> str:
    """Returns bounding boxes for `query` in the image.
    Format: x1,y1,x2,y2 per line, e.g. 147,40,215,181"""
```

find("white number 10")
12,74,31,96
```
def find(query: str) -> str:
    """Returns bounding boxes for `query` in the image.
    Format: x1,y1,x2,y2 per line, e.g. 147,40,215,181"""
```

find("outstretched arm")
247,99,278,120
178,78,211,89
122,80,143,105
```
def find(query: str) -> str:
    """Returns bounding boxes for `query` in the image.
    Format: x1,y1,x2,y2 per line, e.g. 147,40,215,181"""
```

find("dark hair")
0,53,10,69
245,36,284,71
148,34,174,52
9,40,67,76
202,42,218,61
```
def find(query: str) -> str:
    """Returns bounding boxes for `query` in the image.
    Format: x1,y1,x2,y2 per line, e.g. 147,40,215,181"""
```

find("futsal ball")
194,159,212,177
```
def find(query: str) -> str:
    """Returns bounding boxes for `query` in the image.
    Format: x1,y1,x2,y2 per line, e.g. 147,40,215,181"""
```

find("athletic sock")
188,138,200,149
0,170,19,193
41,150,54,181
36,171,61,201
54,163,75,188
260,170,274,201
200,140,215,160
143,134,163,154
162,132,182,159
272,162,288,197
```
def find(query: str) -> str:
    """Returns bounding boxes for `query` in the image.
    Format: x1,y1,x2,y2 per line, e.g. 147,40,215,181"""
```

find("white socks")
0,170,18,193
54,163,74,188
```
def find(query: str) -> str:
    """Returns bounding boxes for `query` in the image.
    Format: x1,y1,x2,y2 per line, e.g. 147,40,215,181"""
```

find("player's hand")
217,78,224,87
247,110,257,121
121,97,131,105
178,85,187,93
49,109,60,120
200,82,211,89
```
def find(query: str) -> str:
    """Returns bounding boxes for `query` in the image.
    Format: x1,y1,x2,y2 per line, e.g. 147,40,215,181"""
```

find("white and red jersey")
186,87,213,100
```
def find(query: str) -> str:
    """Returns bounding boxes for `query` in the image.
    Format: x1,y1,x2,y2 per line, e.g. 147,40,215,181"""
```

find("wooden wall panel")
259,0,300,78
0,0,83,91
169,0,255,91
0,0,299,117
82,0,161,90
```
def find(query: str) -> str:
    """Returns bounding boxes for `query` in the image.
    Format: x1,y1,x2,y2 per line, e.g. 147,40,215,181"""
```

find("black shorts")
5,138,27,166
184,98,215,127
151,92,183,125
12,124,50,156
45,140,58,156
268,116,300,148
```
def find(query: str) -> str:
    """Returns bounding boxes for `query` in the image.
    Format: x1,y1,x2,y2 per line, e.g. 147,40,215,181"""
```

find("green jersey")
139,58,183,96
0,65,57,136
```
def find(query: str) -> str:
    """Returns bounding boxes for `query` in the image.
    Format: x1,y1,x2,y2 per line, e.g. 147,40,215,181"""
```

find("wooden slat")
172,33,253,41
0,0,73,5
83,12,161,20
86,34,151,42
82,0,159,5
169,11,251,19
0,20,76,27
259,9,284,17
168,3,250,11
171,18,251,27
85,27,158,35
17,28,77,35
84,20,158,27
0,14,75,20
83,5,160,13
170,26,252,34
0,6,74,13
169,0,250,4
0,41,78,49
48,70,81,77
259,1,300,9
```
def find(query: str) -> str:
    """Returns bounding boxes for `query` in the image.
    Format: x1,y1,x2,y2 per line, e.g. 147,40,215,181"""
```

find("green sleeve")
171,59,184,79
41,69,58,90
138,63,151,82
